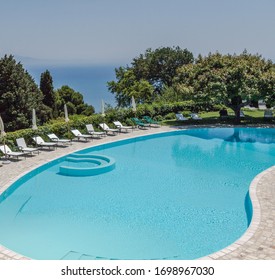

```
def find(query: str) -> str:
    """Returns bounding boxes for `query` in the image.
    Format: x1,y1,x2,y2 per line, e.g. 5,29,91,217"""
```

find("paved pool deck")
0,125,274,260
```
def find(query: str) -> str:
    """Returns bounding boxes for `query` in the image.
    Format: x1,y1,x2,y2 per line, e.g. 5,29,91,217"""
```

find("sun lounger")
113,121,133,132
190,113,202,120
240,111,245,118
142,116,161,127
0,144,30,160
86,124,106,138
47,133,72,145
264,110,273,118
99,123,119,135
71,129,93,141
176,113,188,121
131,118,150,129
258,101,267,110
16,137,39,154
32,136,57,149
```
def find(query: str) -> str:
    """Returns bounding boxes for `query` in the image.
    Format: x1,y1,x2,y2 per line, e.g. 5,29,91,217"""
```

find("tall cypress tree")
40,70,55,115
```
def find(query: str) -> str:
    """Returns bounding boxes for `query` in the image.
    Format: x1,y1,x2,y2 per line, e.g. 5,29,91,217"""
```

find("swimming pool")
0,127,275,260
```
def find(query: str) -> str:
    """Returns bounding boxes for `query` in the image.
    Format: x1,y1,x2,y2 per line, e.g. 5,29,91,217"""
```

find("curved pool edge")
0,125,275,260
200,165,275,260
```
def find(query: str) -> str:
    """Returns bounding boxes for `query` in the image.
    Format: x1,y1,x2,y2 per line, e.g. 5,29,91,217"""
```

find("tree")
108,46,194,106
0,55,51,131
40,70,55,117
175,52,275,123
108,67,154,107
132,46,194,91
55,85,94,116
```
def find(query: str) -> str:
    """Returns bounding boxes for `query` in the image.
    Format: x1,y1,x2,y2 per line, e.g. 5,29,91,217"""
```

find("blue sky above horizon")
1,0,275,67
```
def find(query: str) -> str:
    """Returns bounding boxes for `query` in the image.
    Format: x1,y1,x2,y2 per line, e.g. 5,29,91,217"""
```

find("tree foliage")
55,85,95,117
0,55,52,131
0,55,95,131
132,46,194,90
40,70,55,117
108,67,154,107
175,51,275,122
108,46,194,106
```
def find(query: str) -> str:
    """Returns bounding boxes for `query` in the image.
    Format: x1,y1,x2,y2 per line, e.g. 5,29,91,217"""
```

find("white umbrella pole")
101,99,105,117
0,115,10,163
64,104,70,139
131,96,137,117
64,104,69,123
32,109,38,147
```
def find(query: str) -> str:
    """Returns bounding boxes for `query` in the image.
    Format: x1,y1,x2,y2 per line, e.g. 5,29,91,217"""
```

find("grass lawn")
162,109,275,126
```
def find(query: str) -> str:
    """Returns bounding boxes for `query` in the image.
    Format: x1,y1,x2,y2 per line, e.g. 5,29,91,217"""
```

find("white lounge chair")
71,129,93,141
86,124,106,138
99,123,119,135
190,113,202,120
258,101,267,110
176,113,188,121
32,136,57,149
113,121,133,132
47,133,72,145
0,144,30,160
264,110,273,118
16,137,39,154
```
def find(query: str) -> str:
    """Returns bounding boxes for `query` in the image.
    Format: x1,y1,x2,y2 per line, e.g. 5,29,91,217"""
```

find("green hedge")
1,101,223,149
2,114,106,149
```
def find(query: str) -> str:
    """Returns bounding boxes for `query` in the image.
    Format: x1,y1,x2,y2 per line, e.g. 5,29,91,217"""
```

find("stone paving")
202,166,275,260
0,125,275,260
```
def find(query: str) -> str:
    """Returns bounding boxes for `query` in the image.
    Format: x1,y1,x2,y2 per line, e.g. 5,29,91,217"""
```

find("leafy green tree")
262,63,275,107
132,46,194,91
40,70,55,117
55,85,94,116
108,46,194,106
108,68,154,107
0,55,51,131
175,52,275,122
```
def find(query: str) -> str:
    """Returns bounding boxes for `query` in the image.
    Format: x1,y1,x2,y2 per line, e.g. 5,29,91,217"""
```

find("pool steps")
61,250,180,260
59,153,115,176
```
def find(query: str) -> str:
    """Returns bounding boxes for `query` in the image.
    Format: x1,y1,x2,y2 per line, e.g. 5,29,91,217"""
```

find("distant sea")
25,64,118,112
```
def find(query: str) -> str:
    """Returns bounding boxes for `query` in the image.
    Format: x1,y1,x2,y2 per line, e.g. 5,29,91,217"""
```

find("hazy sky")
1,0,275,66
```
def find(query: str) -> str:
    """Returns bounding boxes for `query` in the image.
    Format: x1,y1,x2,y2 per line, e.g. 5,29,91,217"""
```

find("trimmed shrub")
164,112,176,120
1,100,224,150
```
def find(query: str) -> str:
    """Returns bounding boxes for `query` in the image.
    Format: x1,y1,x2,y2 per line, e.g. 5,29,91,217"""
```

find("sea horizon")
25,63,120,112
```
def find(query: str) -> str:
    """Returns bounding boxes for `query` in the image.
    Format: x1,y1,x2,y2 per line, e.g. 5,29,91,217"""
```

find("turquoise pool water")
0,128,275,260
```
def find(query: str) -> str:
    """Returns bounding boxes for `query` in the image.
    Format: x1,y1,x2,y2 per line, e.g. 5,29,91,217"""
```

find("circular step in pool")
59,153,115,176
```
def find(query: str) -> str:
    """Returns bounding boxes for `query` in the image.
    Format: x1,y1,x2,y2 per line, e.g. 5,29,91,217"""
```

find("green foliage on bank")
6,100,273,150
0,55,51,131
1,46,275,136
0,55,94,131
108,46,194,107
108,48,275,123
